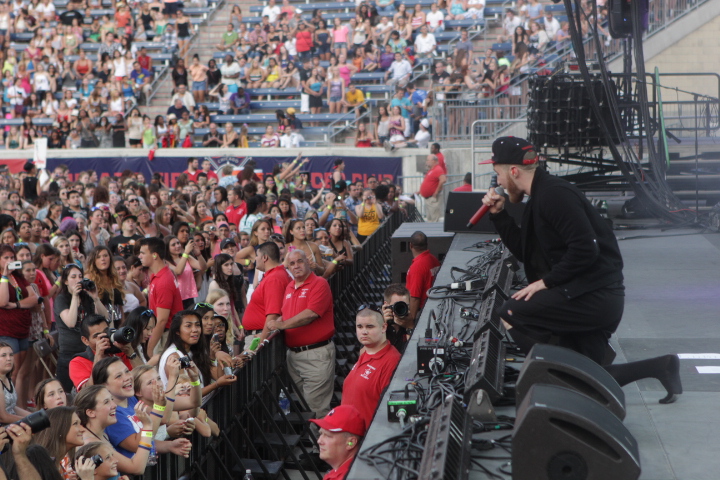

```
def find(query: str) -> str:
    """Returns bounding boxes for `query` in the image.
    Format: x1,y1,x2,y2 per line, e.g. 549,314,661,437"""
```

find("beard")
505,175,525,204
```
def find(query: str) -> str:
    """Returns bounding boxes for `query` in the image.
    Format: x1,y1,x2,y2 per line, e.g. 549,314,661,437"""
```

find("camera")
80,279,96,291
390,301,409,318
7,261,21,271
12,410,50,436
91,455,104,468
104,326,135,354
178,356,191,369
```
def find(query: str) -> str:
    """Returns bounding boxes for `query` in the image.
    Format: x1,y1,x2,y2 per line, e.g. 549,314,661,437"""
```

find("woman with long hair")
159,310,235,396
235,218,273,286
208,254,244,332
85,246,125,326
135,205,163,239
53,263,108,391
153,205,175,236
34,378,67,410
122,306,158,367
44,202,63,233
113,256,146,312
0,245,38,393
164,235,202,309
66,230,87,265
74,384,157,475
33,406,85,478
193,200,213,225
328,218,354,267
283,219,325,276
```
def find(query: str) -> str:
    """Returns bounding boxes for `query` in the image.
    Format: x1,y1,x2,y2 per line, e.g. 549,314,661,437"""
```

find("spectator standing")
454,172,473,192
224,185,247,228
417,154,446,222
309,406,367,480
405,231,441,321
382,284,414,353
266,250,336,432
140,237,184,355
355,188,384,242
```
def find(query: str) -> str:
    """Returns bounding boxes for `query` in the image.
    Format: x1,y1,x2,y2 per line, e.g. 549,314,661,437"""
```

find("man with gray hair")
267,249,336,428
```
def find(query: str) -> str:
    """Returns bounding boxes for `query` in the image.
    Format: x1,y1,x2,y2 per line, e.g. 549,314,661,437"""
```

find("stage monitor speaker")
444,192,526,233
417,394,472,480
391,222,453,283
512,384,641,480
516,344,626,420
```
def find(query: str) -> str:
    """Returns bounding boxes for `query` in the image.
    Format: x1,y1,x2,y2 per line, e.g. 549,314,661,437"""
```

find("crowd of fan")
0,153,426,478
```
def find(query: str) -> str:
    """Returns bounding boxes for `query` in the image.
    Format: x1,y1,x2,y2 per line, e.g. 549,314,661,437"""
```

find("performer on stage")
481,136,682,403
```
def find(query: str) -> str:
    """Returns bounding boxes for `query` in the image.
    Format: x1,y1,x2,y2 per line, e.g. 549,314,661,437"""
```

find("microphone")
466,186,505,228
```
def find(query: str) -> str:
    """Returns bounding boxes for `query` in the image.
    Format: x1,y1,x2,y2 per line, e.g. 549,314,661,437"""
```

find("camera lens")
12,410,50,435
392,301,409,317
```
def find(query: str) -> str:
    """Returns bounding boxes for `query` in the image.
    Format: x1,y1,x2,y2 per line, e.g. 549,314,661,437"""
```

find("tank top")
178,20,190,37
333,25,348,43
1,379,17,416
330,80,342,97
339,65,351,87
176,258,198,301
411,15,424,28
353,25,365,45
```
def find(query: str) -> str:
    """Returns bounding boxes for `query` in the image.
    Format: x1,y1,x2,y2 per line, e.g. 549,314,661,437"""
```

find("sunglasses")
357,304,382,314
13,242,27,248
193,302,214,310
127,199,139,203
63,263,82,271
270,234,285,243
140,309,154,318
91,206,109,212
313,228,326,233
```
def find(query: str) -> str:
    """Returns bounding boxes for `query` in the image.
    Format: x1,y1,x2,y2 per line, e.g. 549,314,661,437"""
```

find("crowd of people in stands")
0,152,429,478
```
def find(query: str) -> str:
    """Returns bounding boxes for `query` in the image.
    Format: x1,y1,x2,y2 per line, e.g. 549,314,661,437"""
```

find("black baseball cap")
479,137,538,166
221,238,237,249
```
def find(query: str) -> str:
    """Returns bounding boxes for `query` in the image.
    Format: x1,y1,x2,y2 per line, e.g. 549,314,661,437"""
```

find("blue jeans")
0,336,29,353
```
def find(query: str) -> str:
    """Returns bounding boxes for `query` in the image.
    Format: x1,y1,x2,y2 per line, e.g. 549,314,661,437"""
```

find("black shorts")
163,2,180,15
129,138,142,146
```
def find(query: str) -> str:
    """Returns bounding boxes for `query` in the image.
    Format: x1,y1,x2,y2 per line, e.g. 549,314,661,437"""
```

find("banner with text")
45,155,402,189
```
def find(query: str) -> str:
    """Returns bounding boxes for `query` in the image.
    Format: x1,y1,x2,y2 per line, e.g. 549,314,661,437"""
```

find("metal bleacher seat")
492,42,512,53
0,118,54,126
211,112,351,123
444,18,486,29
194,126,331,135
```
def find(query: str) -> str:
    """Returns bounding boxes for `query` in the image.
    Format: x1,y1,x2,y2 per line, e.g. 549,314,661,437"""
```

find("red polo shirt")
281,273,335,348
453,183,472,192
184,169,200,183
149,265,184,329
419,164,445,199
69,349,133,390
225,202,247,227
243,265,293,331
437,152,446,174
341,342,401,426
323,457,355,480
203,170,219,181
406,250,441,309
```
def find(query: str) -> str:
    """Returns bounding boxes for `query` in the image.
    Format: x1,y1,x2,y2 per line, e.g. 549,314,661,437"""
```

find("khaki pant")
425,195,442,222
153,330,170,356
287,341,336,421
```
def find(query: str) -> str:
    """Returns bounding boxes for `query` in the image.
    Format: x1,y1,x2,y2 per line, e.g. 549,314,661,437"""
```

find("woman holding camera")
0,341,32,423
54,263,109,392
74,441,129,480
74,384,157,476
355,188,385,242
85,246,125,326
159,310,236,398
0,245,38,395
121,306,159,368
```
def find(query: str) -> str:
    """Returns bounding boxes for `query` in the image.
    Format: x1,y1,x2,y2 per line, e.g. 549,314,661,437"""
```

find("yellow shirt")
358,204,380,236
345,89,365,106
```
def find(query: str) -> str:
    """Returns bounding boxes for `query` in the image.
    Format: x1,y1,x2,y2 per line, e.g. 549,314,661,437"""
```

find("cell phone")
211,333,220,343
249,337,261,351
8,261,21,270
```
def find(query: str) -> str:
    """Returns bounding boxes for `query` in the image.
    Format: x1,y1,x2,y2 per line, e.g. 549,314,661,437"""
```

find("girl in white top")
112,51,127,80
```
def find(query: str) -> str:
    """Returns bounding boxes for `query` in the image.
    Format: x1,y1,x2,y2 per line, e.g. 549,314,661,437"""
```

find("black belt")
289,339,332,353
245,330,263,335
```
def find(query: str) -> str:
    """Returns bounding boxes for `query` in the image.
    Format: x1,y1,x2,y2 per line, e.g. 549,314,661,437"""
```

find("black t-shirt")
61,206,89,220
432,71,450,84
203,132,222,147
54,291,95,357
23,176,38,202
108,234,143,257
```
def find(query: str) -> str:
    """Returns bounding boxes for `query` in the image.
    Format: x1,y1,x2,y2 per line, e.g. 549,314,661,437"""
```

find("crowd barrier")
144,206,423,480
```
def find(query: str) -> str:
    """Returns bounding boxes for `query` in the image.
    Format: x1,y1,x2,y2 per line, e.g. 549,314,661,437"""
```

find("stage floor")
347,228,720,480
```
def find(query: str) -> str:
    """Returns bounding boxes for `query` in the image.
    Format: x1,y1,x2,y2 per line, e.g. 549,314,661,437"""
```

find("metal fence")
144,207,423,480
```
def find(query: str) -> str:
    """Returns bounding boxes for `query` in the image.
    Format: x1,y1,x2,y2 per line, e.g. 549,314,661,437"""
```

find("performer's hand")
482,187,505,214
512,279,547,301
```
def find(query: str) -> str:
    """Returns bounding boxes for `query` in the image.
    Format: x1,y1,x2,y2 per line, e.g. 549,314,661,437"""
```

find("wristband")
150,412,163,418
43,329,49,335
138,444,152,451
1,276,7,280
326,206,331,210
190,380,201,387
394,197,399,201
211,360,218,366
55,280,61,286
113,213,119,218
244,259,251,266
141,431,154,438
152,404,166,412
166,396,175,402
50,232,57,238
332,260,338,265
0,279,8,284
182,253,189,259
361,202,365,207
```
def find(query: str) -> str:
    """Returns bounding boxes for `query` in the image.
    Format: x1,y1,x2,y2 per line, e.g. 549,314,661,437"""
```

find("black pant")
57,353,75,392
501,283,624,364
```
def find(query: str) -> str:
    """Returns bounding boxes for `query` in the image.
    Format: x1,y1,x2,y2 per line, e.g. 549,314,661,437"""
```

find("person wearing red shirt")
225,185,247,227
183,157,200,183
295,23,314,61
431,142,447,174
406,231,441,321
69,314,134,391
137,47,152,72
453,172,473,192
266,249,335,424
242,242,292,349
139,238,183,355
309,405,367,480
341,306,401,427
417,154,446,222
201,159,219,182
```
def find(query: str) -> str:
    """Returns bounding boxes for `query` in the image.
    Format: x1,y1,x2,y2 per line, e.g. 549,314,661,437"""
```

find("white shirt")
388,59,412,81
414,33,437,54
171,91,196,109
503,15,521,36
261,5,280,23
220,61,241,85
544,17,561,40
426,11,444,29
467,0,484,11
280,132,304,148
414,129,431,148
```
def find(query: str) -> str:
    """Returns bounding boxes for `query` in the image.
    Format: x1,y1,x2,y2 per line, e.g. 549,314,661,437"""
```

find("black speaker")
608,0,633,38
516,344,626,420
512,384,641,480
444,192,525,233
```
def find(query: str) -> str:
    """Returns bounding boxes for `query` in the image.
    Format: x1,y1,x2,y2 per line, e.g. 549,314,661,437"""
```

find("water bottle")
278,390,290,415
275,213,283,227
147,441,158,466
243,469,254,480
